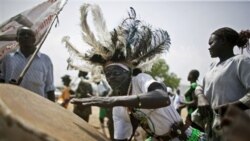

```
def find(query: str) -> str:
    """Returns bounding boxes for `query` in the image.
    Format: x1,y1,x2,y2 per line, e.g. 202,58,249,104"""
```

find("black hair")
61,75,71,81
213,27,250,50
189,69,199,80
132,68,142,76
78,71,88,78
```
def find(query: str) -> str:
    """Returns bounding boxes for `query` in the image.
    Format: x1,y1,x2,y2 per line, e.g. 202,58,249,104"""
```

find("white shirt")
173,94,184,110
203,55,250,108
113,73,182,140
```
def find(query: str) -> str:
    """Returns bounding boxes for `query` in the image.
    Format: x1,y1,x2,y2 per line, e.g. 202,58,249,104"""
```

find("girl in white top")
199,27,250,140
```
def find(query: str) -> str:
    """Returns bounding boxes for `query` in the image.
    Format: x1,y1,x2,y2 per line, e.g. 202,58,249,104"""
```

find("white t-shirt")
203,55,250,108
113,73,182,140
173,94,184,110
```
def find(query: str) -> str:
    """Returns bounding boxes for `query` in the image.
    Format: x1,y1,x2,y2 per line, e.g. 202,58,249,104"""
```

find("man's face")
17,27,36,47
104,65,131,90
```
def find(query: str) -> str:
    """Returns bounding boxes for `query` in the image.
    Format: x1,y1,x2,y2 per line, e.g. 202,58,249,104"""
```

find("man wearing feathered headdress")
65,4,206,141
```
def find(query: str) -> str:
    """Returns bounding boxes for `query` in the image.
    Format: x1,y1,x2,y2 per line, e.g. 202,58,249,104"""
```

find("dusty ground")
66,104,110,137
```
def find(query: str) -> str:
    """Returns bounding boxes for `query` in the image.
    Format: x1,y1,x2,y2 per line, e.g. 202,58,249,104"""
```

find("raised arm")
71,82,170,109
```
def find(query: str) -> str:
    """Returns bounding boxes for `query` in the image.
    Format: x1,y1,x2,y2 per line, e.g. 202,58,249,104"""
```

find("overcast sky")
1,0,249,86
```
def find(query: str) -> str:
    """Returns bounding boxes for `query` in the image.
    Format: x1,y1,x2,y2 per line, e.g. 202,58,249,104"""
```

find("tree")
147,59,180,89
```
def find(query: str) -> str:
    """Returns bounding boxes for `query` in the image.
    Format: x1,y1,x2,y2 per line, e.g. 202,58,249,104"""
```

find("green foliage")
146,59,180,89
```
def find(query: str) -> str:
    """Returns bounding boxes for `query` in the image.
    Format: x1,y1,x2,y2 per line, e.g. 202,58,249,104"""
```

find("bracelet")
136,94,142,108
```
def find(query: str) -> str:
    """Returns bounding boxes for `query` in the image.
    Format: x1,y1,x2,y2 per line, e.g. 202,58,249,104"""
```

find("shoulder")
194,85,203,96
134,73,154,80
133,73,156,84
209,61,217,69
132,73,158,91
39,53,53,64
233,54,250,61
39,53,52,60
4,52,15,58
231,55,250,67
1,53,15,62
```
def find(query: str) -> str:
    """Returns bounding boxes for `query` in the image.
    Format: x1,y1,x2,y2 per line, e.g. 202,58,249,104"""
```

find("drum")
0,84,108,141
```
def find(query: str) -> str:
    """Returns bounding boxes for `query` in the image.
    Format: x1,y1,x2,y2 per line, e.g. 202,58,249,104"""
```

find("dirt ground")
66,104,111,138
65,103,188,141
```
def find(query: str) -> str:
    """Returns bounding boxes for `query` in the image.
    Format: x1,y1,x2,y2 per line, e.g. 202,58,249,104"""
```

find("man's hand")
70,96,115,107
9,79,18,85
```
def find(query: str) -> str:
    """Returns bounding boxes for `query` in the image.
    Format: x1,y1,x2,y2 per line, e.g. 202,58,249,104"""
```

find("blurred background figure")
167,87,175,98
183,69,204,132
173,89,185,114
59,75,74,109
94,77,113,139
73,71,93,122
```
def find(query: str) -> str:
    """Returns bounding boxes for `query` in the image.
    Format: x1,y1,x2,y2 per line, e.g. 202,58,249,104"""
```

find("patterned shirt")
0,50,55,97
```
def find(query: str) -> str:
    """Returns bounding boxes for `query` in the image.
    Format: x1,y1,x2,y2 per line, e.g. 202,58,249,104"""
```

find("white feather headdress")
62,3,171,73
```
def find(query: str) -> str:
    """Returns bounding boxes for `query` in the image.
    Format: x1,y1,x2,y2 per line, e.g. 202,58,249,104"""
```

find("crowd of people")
0,3,250,141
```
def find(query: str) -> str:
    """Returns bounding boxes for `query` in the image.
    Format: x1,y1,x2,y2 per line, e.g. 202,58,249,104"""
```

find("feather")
111,29,118,47
91,4,111,47
67,58,92,72
132,29,170,64
80,4,100,51
80,4,113,60
128,7,136,19
136,55,161,72
64,4,171,73
62,36,85,59
89,54,107,64
119,11,142,60
121,7,136,25
132,26,152,61
67,58,105,84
